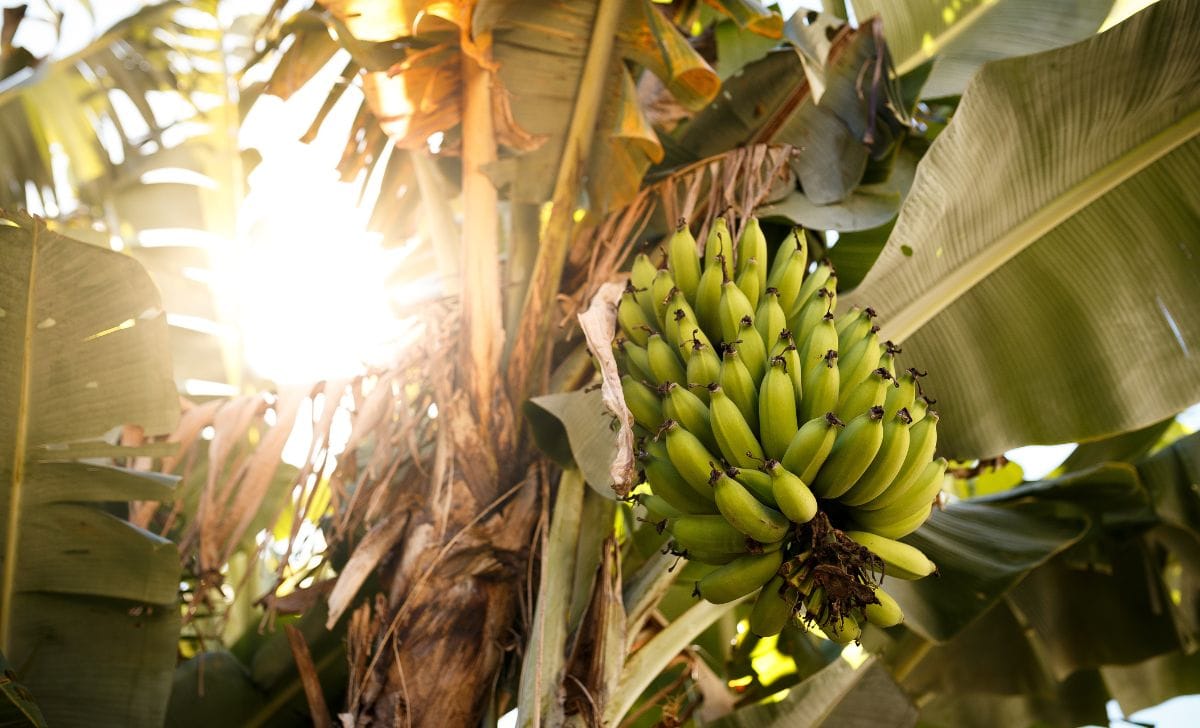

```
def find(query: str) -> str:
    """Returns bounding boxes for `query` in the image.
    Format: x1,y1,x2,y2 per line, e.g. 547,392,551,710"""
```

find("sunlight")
228,49,423,384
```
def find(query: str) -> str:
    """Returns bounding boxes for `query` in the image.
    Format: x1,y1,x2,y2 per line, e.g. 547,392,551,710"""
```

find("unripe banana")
644,437,717,508
791,259,833,318
759,356,799,460
678,548,738,566
822,614,862,645
781,413,842,485
707,384,764,469
719,281,755,343
771,247,808,314
749,575,795,637
845,530,936,580
663,288,709,353
735,316,767,383
719,346,759,434
765,459,817,524
650,268,676,325
908,395,930,423
619,285,655,346
862,412,939,509
669,514,755,555
622,376,663,430
811,406,884,498
863,585,904,628
799,312,838,366
647,332,686,386
853,458,948,537
851,504,931,540
632,253,660,322
711,467,791,544
799,350,839,422
791,284,836,344
695,549,783,604
667,224,701,305
695,260,724,341
662,381,718,453
735,257,762,310
685,338,722,398
836,367,892,421
704,218,733,273
884,368,920,421
835,306,876,351
728,466,777,507
662,419,722,494
779,341,803,403
639,492,682,522
738,218,770,291
835,328,881,391
838,408,913,506
755,289,788,352
616,339,653,382
767,228,807,292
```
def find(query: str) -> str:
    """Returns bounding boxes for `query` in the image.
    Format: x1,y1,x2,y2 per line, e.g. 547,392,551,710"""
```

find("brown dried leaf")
576,281,635,497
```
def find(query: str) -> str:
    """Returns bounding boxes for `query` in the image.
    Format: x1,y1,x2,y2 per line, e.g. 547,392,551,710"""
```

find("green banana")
835,305,876,352
852,458,947,537
632,253,660,322
639,492,681,522
836,367,892,421
908,395,930,423
707,384,765,469
650,268,676,325
811,406,884,498
719,280,756,343
791,284,836,344
703,217,734,276
771,246,808,314
695,549,783,604
643,438,717,508
616,339,652,382
779,341,803,403
749,575,795,637
667,223,701,305
861,412,939,509
669,514,755,554
647,332,686,386
845,530,936,580
791,259,833,318
695,257,724,339
729,466,777,507
754,289,788,352
838,408,913,506
662,418,722,494
685,337,722,398
884,368,920,420
765,459,817,524
618,284,655,346
663,288,710,353
781,413,842,485
821,614,862,645
759,356,799,460
736,315,768,383
738,217,770,291
662,381,718,454
798,312,838,366
622,375,663,430
735,257,762,310
835,328,881,391
799,349,839,422
719,346,759,434
863,585,904,628
767,228,807,291
711,467,791,544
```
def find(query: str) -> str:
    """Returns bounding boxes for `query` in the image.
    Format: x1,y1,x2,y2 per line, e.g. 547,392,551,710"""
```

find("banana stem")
891,634,933,682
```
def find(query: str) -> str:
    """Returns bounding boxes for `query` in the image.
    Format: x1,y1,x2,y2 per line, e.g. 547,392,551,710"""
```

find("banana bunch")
616,217,948,640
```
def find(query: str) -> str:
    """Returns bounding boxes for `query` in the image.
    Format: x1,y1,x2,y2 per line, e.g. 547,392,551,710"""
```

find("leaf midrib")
892,0,998,76
2,221,36,652
880,105,1200,343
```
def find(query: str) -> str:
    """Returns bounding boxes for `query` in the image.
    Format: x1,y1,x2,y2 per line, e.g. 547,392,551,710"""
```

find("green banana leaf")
845,0,1200,457
526,389,623,498
851,0,1116,99
0,214,181,727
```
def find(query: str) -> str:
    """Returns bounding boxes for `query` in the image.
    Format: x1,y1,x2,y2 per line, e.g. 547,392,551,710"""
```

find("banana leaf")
846,0,1200,457
0,214,181,727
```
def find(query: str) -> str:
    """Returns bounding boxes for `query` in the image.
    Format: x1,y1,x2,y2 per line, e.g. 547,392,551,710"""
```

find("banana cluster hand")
616,217,946,640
